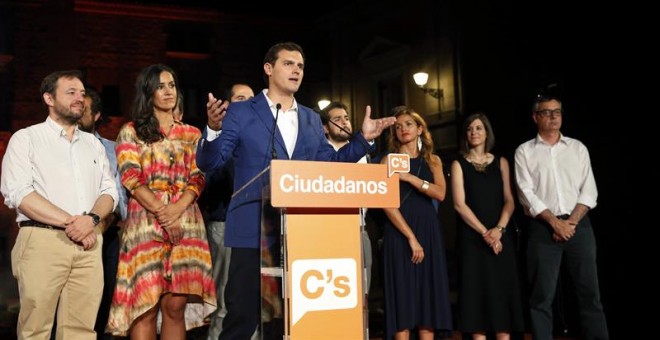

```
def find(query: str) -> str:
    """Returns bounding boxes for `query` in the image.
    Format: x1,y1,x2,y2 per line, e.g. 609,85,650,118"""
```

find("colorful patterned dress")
106,121,216,336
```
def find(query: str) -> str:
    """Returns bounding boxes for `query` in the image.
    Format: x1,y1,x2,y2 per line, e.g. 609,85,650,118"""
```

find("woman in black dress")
450,113,524,340
381,107,452,340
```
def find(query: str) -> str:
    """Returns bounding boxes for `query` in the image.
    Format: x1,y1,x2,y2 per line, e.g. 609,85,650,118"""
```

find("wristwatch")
86,212,101,226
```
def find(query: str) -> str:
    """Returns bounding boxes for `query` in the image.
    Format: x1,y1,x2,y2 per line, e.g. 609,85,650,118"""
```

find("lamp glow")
413,72,429,86
318,99,331,110
412,71,442,99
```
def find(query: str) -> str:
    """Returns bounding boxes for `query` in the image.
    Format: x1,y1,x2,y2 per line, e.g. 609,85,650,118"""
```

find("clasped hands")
482,228,503,255
552,218,577,242
64,214,98,250
155,203,185,245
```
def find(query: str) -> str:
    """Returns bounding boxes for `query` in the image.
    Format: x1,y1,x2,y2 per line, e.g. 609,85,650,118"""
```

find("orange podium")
259,158,406,339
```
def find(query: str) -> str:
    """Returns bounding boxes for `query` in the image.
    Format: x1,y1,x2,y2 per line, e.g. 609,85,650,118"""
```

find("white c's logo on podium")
291,258,357,326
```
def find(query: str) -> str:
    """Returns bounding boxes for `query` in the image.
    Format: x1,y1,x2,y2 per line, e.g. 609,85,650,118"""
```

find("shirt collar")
535,132,568,145
263,89,298,113
45,116,80,138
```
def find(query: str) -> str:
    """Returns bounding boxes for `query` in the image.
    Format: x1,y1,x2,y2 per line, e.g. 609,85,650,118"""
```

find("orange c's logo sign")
387,153,410,177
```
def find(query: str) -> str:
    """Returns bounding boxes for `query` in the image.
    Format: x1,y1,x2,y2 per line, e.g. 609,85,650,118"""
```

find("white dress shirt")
1,116,118,222
514,133,598,217
263,90,298,158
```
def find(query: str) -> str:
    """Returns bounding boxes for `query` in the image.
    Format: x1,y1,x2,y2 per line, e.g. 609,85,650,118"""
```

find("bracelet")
421,180,430,191
496,225,506,234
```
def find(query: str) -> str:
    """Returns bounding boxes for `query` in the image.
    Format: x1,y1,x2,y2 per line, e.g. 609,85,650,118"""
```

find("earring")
417,136,422,151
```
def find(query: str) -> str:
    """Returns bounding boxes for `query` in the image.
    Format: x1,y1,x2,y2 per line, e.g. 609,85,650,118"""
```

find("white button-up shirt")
1,116,118,222
263,90,298,158
514,133,598,217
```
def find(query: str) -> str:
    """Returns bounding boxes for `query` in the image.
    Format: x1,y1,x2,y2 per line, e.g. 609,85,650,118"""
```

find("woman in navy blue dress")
381,107,452,340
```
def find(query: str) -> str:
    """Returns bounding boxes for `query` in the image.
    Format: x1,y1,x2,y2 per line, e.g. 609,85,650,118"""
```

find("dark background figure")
514,94,609,340
77,87,129,340
320,101,373,295
199,82,256,340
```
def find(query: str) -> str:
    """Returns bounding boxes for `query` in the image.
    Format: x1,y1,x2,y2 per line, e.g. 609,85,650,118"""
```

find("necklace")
466,153,490,173
471,160,489,173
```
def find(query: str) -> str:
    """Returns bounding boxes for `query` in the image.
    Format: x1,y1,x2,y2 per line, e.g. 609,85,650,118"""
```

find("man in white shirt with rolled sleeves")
514,94,608,340
1,70,118,340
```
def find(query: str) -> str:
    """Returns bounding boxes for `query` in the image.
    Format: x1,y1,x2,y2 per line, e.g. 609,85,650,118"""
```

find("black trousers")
220,247,261,339
95,226,120,339
526,216,609,340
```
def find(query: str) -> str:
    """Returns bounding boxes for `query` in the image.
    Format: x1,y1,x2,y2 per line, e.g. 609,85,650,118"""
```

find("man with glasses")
514,94,609,339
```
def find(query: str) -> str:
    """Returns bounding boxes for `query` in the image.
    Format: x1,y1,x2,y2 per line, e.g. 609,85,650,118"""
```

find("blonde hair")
388,107,437,166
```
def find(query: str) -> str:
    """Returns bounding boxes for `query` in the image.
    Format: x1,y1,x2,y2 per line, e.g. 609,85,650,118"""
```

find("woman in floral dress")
107,64,215,338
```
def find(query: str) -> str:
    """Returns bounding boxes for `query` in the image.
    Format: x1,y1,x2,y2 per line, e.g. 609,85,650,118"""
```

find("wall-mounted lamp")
413,72,443,99
318,99,331,110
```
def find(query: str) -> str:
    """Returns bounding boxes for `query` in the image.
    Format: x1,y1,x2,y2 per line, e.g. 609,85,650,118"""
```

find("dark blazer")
197,91,372,248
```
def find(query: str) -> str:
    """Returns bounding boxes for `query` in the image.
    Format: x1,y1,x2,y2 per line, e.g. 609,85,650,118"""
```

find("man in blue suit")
196,42,395,339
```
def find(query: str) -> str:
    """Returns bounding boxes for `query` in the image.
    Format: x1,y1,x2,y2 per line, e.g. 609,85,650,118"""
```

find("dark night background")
0,0,632,338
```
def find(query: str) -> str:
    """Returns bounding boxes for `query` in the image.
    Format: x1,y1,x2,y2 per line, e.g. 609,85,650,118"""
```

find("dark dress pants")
220,247,261,339
95,225,119,339
526,216,609,340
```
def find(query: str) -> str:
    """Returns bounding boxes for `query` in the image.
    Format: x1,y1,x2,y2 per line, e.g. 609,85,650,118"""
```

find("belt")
18,220,66,231
556,214,570,220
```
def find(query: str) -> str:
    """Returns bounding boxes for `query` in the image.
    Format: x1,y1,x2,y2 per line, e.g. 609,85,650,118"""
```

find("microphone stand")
270,103,282,160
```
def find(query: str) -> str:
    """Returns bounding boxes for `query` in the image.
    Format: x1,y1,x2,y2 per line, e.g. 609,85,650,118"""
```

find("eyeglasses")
535,109,563,117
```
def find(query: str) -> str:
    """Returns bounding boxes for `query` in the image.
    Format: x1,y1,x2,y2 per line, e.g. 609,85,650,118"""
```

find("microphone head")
276,103,282,110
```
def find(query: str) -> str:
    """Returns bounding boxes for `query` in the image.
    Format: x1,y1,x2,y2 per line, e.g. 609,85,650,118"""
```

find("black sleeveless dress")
382,157,452,338
456,156,525,333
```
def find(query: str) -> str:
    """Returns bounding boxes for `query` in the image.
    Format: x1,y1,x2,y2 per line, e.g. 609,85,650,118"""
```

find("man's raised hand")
360,105,396,141
207,92,229,131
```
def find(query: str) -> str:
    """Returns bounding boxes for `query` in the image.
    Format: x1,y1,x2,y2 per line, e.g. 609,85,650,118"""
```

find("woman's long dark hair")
133,64,178,143
459,113,495,156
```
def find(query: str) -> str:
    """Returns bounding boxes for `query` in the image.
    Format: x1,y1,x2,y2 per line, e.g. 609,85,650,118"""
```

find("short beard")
329,131,350,143
54,102,82,125
78,119,94,133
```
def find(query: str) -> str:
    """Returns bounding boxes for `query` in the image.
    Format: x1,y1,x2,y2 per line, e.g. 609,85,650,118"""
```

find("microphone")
270,103,281,160
326,117,354,140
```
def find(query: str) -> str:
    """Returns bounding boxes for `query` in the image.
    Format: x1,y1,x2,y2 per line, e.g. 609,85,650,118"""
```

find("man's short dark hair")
85,87,103,115
262,42,304,85
320,102,348,125
40,70,83,97
533,94,562,112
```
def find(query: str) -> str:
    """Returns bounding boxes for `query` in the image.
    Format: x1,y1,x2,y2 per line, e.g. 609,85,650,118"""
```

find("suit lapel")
291,106,314,160
253,93,287,158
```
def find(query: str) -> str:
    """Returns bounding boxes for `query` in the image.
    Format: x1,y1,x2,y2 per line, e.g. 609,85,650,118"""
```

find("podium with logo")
257,158,405,339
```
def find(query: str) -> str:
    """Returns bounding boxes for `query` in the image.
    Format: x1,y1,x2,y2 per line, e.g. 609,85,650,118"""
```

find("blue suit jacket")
197,92,372,248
